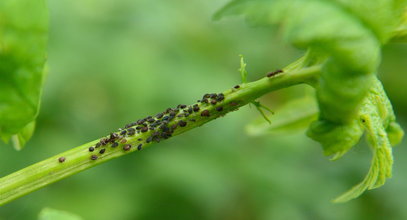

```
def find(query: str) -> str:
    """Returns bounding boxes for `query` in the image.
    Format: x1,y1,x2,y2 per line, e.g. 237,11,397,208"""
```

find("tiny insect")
91,155,98,160
267,69,283,77
234,85,240,89
137,144,143,150
99,149,106,154
201,110,210,117
89,146,95,152
123,144,131,151
111,142,119,148
179,120,187,127
58,157,66,163
216,106,223,111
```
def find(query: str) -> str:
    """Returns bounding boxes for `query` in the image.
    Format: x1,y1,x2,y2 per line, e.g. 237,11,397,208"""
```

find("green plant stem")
0,64,321,206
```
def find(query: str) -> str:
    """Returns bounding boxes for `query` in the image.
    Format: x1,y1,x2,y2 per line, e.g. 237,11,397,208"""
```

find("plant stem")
0,63,321,206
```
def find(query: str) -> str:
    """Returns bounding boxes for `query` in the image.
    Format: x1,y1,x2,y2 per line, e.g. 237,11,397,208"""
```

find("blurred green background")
1,0,407,219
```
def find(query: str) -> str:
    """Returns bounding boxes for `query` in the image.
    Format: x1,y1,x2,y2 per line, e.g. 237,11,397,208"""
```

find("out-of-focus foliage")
0,0,48,149
217,0,405,201
0,0,406,219
38,207,82,220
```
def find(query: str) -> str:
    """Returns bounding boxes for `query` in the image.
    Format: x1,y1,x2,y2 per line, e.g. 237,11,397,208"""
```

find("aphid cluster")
84,92,229,161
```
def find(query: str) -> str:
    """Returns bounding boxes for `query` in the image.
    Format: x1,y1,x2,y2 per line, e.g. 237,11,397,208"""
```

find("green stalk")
0,63,321,206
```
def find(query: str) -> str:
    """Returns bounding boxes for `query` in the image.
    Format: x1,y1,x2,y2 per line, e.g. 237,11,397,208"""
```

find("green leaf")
38,208,83,220
247,97,318,136
0,0,48,148
332,78,402,202
11,121,35,151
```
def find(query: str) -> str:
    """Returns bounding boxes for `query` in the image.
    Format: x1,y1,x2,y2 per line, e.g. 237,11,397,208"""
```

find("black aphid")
179,120,187,127
95,142,101,148
267,69,283,77
210,99,217,105
201,110,210,117
141,127,148,133
202,99,209,104
137,144,143,150
127,128,136,136
58,157,66,163
138,138,143,141
89,147,95,152
156,113,164,119
163,116,169,121
217,93,224,101
111,142,119,148
169,111,176,117
120,130,127,135
171,124,178,130
120,139,127,144
234,85,240,89
203,94,210,99
210,93,217,99
123,144,131,151
99,148,106,154
146,136,153,143
110,133,119,140
91,155,98,160
216,106,223,111
193,104,200,112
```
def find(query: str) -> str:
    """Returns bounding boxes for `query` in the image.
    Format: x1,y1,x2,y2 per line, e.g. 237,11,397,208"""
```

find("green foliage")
217,0,406,201
38,208,83,220
0,0,48,149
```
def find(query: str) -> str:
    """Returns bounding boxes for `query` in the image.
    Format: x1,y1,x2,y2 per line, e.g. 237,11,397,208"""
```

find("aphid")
179,120,187,127
171,124,178,130
177,113,185,118
137,144,143,150
210,99,217,105
189,118,196,122
91,155,98,160
217,93,224,101
169,111,176,117
95,142,101,148
89,146,95,152
216,106,223,111
147,118,155,123
188,107,193,114
123,144,131,151
110,133,119,140
156,113,164,119
180,104,187,109
99,148,106,154
202,99,209,104
120,139,127,144
138,138,143,141
203,94,210,99
201,110,210,117
111,142,119,148
141,127,148,133
193,104,200,112
120,130,127,135
163,116,170,121
234,85,240,89
58,157,66,163
184,113,190,117
127,128,136,136
210,93,217,99
146,136,153,143
267,69,283,77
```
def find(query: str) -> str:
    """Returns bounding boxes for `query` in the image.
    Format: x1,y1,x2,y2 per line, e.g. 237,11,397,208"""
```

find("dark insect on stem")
89,147,95,152
99,149,106,154
137,144,143,150
201,110,210,117
210,99,217,105
234,85,240,89
216,106,223,112
111,142,119,148
123,144,131,151
193,104,200,112
267,69,283,77
141,127,148,133
58,157,66,163
95,142,101,148
91,155,98,160
179,120,187,127
120,130,127,135
156,113,164,119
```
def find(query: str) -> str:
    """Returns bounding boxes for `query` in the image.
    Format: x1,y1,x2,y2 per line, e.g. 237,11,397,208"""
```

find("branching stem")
0,61,321,206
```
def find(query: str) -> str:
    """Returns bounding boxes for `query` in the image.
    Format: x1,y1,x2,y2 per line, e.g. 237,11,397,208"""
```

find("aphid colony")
80,92,231,162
